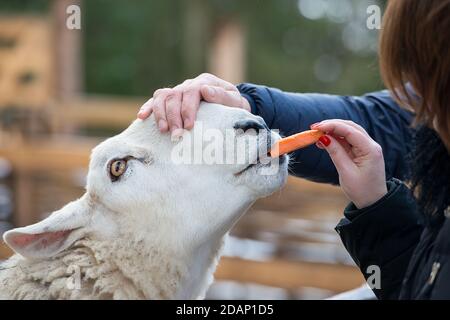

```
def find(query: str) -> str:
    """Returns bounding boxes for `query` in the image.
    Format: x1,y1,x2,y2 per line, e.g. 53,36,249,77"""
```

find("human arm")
137,74,415,185
238,83,415,184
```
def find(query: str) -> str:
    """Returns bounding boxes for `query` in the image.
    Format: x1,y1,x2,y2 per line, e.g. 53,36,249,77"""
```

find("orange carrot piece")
270,129,324,158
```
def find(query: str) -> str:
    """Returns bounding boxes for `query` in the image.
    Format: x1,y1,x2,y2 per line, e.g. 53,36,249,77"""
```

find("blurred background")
0,0,385,299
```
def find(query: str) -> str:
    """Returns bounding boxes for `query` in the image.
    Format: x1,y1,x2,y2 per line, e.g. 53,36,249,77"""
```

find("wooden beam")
208,20,246,84
0,137,96,172
0,242,13,260
56,96,146,129
215,257,364,292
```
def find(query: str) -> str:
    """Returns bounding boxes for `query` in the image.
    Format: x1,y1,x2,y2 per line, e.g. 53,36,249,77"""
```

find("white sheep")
0,103,288,299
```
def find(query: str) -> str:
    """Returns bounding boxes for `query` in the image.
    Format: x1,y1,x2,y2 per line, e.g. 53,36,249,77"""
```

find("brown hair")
379,0,450,150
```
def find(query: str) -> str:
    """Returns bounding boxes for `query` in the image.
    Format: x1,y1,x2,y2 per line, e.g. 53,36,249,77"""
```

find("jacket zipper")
416,261,441,298
427,262,441,285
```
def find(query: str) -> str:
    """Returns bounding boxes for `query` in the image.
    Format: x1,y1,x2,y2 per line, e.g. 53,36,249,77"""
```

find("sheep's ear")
3,196,90,260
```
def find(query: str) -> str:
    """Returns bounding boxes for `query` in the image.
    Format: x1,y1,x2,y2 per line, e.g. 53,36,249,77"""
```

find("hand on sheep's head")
137,73,251,139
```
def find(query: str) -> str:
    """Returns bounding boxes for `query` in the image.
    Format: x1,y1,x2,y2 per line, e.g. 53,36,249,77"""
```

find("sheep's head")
3,103,288,259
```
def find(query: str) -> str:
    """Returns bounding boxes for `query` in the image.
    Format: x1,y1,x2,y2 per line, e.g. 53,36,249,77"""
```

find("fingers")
312,119,369,137
180,87,201,130
180,85,246,130
153,88,171,132
312,120,374,155
137,98,154,119
137,73,242,133
165,90,183,135
200,85,244,108
197,72,238,91
335,136,354,156
316,134,355,158
317,135,357,177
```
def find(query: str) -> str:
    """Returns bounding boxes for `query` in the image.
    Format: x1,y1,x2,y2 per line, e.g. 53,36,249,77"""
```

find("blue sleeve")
237,83,415,185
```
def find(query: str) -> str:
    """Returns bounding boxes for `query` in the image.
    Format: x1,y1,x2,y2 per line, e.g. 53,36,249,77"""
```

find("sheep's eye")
109,159,127,180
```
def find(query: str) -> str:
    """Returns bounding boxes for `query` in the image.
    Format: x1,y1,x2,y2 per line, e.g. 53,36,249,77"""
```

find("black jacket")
336,178,450,299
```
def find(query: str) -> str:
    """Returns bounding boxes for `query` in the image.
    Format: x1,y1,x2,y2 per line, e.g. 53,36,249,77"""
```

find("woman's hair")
379,0,450,150
411,126,450,219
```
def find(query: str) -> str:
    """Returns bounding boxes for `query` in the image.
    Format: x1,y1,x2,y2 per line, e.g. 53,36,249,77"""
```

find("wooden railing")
0,242,12,260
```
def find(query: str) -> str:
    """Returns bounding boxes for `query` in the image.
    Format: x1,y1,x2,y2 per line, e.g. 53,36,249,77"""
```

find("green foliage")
84,0,199,96
209,0,384,94
0,0,48,13
83,0,383,96
0,0,385,97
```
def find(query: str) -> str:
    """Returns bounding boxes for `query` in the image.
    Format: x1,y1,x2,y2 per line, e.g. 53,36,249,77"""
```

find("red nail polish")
319,135,331,147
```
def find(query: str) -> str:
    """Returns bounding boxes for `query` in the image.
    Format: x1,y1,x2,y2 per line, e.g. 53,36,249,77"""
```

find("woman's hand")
312,120,388,209
137,73,251,138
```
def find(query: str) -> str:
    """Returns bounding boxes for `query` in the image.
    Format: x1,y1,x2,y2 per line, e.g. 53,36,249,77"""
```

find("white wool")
0,103,288,299
0,236,221,299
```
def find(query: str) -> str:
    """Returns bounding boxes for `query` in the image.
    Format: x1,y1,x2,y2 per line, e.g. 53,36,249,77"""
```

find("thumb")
201,85,244,108
318,135,356,177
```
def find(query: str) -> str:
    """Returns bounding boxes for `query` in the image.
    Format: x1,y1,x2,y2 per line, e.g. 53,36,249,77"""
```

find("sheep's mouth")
234,163,258,176
234,154,286,176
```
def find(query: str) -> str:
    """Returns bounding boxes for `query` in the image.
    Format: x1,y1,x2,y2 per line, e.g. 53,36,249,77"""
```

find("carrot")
270,129,324,158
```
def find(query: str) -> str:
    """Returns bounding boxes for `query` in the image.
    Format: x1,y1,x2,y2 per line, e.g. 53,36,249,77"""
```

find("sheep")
0,103,288,299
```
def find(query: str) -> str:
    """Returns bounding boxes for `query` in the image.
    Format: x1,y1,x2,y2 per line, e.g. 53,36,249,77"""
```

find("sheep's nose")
233,119,269,132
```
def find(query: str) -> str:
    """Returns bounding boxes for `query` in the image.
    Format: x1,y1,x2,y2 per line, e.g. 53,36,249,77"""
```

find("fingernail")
159,119,168,131
319,135,331,147
310,122,320,128
316,141,325,149
171,128,184,141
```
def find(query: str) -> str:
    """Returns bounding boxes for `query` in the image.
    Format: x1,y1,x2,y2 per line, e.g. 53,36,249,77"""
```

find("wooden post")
14,171,34,227
208,20,246,84
51,0,83,100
